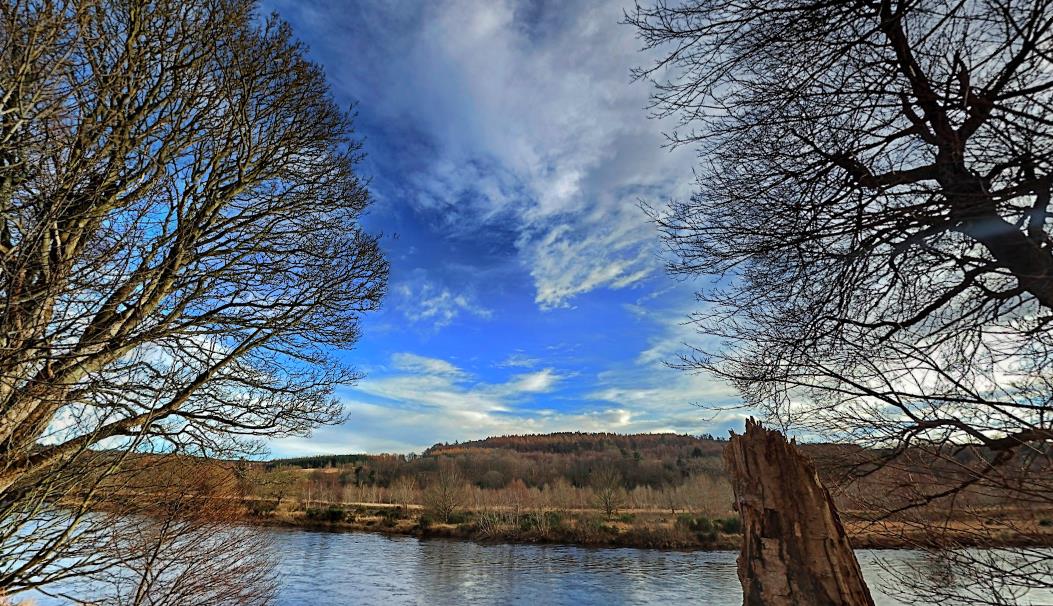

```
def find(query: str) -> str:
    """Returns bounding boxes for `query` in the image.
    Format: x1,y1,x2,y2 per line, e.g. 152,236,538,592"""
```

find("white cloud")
355,373,506,414
427,0,696,307
396,280,492,330
266,349,735,454
358,355,564,410
425,0,695,307
500,368,561,394
390,352,465,377
495,353,540,368
526,212,660,309
588,299,742,418
280,0,697,309
589,376,739,413
272,389,747,454
631,298,727,369
276,400,647,454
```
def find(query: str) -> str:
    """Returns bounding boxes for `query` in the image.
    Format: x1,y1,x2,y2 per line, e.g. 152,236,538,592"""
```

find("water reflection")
397,540,742,606
24,527,1053,605
857,549,1053,606
270,532,745,606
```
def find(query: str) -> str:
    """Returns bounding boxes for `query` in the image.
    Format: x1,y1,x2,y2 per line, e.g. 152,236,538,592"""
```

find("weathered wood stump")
723,419,874,606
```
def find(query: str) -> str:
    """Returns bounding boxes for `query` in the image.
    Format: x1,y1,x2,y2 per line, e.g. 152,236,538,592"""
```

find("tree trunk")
723,419,874,606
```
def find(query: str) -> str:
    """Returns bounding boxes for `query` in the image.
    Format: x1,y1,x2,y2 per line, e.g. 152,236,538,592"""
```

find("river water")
26,527,1053,605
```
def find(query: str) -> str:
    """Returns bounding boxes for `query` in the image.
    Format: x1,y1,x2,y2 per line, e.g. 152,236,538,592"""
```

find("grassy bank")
240,498,1053,551
244,499,741,550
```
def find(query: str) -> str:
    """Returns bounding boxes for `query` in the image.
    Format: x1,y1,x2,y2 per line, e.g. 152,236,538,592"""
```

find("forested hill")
265,453,373,469
266,432,731,469
425,432,726,457
251,432,1029,526
260,432,734,506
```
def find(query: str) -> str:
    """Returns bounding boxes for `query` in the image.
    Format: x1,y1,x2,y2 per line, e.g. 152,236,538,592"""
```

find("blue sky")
264,0,744,455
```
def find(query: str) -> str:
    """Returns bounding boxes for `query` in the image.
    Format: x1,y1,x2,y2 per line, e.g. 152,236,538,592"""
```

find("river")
26,527,1053,604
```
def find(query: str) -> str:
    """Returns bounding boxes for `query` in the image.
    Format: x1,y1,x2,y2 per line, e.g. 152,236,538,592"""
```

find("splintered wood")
723,419,874,606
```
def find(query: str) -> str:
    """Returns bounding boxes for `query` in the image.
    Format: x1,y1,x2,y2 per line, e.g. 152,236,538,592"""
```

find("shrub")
676,514,713,534
575,515,618,542
514,511,565,537
476,511,509,538
1039,519,1052,527
519,515,535,533
718,516,742,534
305,506,348,523
381,507,406,525
247,500,278,516
478,470,507,489
447,511,471,525
675,514,718,542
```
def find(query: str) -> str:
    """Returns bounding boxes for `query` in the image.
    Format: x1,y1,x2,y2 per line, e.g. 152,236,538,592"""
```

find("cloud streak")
270,0,696,309
257,0,744,456
272,346,741,454
395,280,492,330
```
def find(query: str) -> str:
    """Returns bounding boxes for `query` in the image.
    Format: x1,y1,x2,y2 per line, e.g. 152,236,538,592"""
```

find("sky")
263,0,744,456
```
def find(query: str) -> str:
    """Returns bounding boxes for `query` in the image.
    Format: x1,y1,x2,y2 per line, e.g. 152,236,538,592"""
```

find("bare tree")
629,0,1053,599
72,459,277,606
423,461,465,524
0,0,386,595
590,466,624,519
390,475,418,509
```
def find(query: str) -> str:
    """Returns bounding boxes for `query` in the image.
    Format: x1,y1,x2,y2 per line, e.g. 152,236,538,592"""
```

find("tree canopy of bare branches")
630,0,1053,599
590,465,625,518
423,460,465,524
0,0,386,595
72,459,278,606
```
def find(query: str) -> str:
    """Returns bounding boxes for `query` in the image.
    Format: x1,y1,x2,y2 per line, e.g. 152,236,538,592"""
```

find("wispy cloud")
275,400,645,455
270,345,739,454
271,0,695,310
390,352,465,377
256,0,745,457
395,280,492,330
588,303,741,420
495,352,541,368
499,368,562,394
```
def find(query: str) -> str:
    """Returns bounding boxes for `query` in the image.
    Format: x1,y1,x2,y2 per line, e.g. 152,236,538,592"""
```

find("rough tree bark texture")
723,419,874,606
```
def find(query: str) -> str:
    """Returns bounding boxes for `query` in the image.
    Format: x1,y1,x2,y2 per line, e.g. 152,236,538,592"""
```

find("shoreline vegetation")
245,499,742,550
238,498,1053,552
89,432,1053,553
221,432,1053,552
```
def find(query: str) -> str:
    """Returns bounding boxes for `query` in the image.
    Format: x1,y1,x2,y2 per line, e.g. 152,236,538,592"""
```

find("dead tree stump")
723,419,874,606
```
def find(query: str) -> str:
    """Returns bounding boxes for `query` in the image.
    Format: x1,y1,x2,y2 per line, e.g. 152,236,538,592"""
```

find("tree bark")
723,419,874,606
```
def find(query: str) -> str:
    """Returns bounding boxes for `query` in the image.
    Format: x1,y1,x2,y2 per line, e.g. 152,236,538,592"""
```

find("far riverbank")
241,498,1053,551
